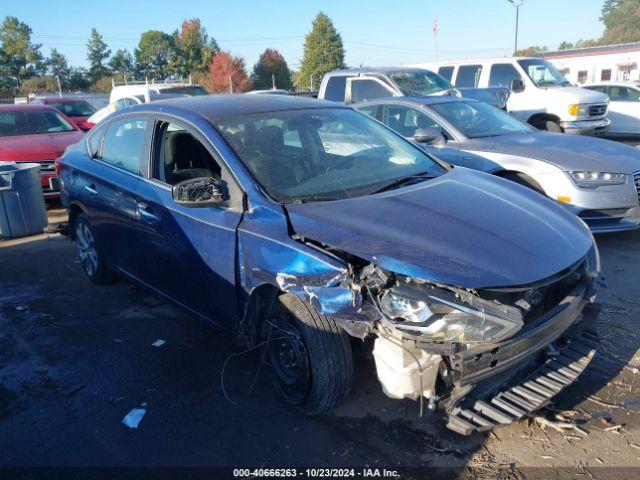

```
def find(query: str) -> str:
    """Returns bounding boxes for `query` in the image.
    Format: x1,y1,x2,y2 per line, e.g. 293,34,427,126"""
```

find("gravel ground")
0,199,639,480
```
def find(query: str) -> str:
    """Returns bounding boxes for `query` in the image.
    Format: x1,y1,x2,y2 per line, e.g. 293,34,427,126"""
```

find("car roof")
139,94,348,119
0,104,59,112
355,95,475,107
327,66,436,75
40,97,89,103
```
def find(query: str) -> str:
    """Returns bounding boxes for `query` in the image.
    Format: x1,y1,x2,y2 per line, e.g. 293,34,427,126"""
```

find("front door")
606,85,640,135
132,118,244,326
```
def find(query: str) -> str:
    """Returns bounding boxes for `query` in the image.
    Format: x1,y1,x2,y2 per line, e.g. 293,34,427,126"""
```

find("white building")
538,42,640,85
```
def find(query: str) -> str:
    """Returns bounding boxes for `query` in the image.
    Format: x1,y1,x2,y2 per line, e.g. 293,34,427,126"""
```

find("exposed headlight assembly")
379,284,523,344
569,171,626,188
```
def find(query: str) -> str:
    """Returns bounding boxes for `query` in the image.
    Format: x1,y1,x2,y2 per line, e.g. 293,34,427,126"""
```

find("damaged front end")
350,244,602,434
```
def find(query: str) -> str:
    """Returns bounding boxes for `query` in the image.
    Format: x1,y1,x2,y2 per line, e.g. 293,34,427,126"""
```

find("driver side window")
381,105,449,139
152,121,222,186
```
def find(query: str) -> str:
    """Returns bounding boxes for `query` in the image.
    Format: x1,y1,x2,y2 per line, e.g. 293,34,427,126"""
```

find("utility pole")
272,73,276,90
508,0,524,55
229,75,233,94
55,75,62,97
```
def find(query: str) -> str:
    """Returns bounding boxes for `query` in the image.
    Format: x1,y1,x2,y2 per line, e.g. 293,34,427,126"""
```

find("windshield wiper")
368,171,437,195
287,195,343,204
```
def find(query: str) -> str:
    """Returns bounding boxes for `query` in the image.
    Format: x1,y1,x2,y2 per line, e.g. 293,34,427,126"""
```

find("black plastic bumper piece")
446,331,598,435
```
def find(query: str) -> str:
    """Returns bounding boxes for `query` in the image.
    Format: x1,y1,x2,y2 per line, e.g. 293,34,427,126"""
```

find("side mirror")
510,78,525,93
413,127,446,146
78,121,93,131
172,177,225,207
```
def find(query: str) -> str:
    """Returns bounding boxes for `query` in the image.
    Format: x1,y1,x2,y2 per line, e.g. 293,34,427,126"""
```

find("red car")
36,97,97,131
0,104,85,199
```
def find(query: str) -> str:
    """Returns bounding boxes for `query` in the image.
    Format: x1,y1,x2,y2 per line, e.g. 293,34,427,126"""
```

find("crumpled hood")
285,168,593,289
468,132,640,174
0,131,84,162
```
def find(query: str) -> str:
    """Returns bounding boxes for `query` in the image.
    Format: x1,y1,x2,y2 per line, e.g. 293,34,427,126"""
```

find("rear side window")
99,117,148,174
324,76,348,102
455,65,482,87
356,105,379,119
350,79,392,103
438,66,454,82
87,126,105,157
488,64,522,87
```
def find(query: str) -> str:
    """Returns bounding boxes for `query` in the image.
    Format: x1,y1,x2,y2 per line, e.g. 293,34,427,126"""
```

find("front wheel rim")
76,222,98,277
268,318,311,405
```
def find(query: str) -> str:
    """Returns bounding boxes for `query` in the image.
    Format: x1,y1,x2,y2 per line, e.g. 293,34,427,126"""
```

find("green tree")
67,67,90,91
172,18,219,77
601,0,640,44
297,12,345,90
0,16,43,90
135,30,175,79
46,48,71,87
87,28,111,84
250,48,292,90
558,41,574,50
109,49,135,79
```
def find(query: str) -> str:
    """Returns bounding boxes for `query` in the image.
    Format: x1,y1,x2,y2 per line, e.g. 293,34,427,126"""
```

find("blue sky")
5,0,605,70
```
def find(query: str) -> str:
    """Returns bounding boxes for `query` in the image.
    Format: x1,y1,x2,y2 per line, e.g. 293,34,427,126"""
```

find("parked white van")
414,57,611,136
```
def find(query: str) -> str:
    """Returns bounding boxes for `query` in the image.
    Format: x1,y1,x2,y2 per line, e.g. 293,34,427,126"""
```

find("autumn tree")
514,45,548,56
202,51,251,93
87,28,111,84
135,30,175,79
601,0,640,44
172,18,219,77
297,12,345,90
251,48,292,90
0,16,43,91
19,75,58,95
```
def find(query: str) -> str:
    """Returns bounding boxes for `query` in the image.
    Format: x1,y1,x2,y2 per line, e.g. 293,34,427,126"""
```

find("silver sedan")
355,97,640,233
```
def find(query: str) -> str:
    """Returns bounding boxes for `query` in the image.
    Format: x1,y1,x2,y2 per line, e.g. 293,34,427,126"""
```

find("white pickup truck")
318,67,510,109
414,57,611,136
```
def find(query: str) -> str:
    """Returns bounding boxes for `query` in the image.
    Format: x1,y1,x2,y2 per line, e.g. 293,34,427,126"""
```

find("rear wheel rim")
76,222,98,277
268,317,311,405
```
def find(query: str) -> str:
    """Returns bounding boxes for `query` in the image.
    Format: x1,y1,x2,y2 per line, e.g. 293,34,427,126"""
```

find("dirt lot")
1,202,639,479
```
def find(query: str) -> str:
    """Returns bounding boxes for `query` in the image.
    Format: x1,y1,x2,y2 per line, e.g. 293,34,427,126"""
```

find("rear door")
132,117,244,326
78,115,151,271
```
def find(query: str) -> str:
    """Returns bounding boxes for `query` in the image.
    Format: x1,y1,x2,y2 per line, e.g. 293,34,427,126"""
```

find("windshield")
47,100,96,117
517,59,571,87
0,110,76,137
430,101,533,138
389,70,451,96
213,108,446,203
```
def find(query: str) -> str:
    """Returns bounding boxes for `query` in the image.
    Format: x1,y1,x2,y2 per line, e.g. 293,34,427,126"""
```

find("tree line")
515,0,640,56
0,12,345,96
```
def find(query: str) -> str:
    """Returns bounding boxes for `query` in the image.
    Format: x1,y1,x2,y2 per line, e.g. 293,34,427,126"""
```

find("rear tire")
74,213,116,285
267,294,353,415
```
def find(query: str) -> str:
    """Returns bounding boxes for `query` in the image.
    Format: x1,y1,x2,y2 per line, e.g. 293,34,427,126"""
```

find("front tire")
267,294,353,415
74,213,116,285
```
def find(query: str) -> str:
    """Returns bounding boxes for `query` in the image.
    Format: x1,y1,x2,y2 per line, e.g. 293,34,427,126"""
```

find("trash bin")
0,161,48,239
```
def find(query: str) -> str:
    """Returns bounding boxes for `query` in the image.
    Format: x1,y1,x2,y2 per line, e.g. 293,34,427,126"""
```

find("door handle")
136,204,159,223
84,185,98,195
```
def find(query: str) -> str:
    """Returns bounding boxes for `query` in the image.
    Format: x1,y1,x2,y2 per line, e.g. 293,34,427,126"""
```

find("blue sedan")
58,95,601,434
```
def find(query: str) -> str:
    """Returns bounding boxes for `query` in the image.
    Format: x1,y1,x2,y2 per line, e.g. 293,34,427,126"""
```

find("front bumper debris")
446,329,598,435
